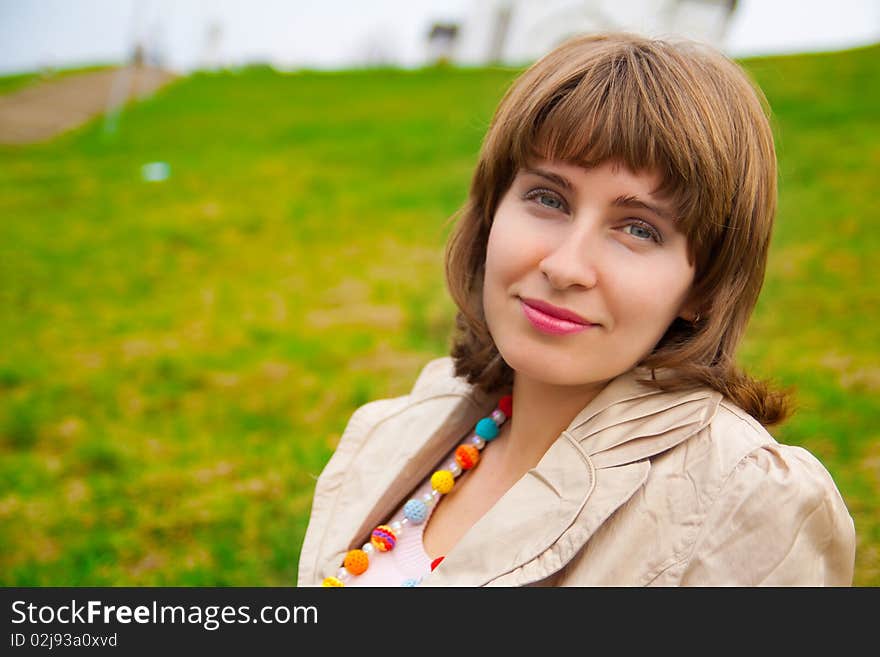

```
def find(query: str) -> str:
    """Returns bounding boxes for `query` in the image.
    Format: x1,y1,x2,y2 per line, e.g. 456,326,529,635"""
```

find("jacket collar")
318,358,722,586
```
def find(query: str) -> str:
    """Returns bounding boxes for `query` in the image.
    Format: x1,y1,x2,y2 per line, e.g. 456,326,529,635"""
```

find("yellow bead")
322,577,344,587
431,470,455,494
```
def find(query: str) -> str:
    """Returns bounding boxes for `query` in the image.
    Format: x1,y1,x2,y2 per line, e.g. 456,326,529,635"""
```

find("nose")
538,222,600,290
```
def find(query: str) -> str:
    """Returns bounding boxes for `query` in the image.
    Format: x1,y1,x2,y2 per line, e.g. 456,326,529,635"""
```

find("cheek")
611,260,693,327
483,214,533,329
484,219,514,289
483,225,509,320
485,213,542,283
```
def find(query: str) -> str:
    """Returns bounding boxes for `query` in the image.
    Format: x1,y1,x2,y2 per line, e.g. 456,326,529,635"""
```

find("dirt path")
0,65,178,145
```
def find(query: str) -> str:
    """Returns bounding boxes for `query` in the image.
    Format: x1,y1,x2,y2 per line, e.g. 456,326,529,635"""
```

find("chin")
497,340,600,388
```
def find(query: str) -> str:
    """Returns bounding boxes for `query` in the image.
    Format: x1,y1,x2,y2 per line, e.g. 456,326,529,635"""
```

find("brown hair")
444,32,792,426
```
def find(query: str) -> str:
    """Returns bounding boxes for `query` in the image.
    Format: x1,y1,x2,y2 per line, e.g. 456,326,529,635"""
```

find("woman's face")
482,158,696,387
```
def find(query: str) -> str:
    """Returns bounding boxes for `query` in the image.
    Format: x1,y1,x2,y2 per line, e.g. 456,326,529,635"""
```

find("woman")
297,33,856,586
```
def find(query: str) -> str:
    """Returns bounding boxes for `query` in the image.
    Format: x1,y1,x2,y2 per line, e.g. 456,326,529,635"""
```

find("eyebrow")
523,167,677,222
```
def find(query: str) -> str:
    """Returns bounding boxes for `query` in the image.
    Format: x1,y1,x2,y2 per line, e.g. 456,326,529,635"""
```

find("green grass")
0,71,41,95
1,44,877,586
0,64,114,94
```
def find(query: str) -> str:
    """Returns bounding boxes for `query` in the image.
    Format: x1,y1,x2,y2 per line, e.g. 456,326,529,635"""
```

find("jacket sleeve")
679,443,856,586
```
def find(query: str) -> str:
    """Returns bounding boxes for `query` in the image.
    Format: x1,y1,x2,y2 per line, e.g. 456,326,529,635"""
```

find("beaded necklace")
322,394,513,587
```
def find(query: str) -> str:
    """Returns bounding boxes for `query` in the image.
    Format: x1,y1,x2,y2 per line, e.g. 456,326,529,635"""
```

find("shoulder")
347,356,469,427
318,356,479,474
707,399,842,494
698,398,779,469
677,397,856,585
411,356,462,395
705,398,852,535
410,355,488,401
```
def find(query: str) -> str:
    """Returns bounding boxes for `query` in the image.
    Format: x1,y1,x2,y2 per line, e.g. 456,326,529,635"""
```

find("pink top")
344,479,439,587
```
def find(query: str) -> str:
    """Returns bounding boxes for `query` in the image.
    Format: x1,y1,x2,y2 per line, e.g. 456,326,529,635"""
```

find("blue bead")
401,578,420,587
403,498,428,524
475,417,499,440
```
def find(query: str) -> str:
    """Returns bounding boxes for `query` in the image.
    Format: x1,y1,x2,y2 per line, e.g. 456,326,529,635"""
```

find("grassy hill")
1,43,877,585
0,64,115,95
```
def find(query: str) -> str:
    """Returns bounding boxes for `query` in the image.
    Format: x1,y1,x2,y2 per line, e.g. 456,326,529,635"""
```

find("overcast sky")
0,0,878,75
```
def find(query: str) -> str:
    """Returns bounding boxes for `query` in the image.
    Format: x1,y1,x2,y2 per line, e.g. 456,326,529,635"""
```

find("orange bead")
343,549,369,575
455,444,480,470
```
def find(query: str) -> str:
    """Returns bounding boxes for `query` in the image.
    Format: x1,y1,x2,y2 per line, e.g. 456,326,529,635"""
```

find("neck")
490,372,608,480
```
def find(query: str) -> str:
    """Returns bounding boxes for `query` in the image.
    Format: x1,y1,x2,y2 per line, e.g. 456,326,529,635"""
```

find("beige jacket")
297,357,856,586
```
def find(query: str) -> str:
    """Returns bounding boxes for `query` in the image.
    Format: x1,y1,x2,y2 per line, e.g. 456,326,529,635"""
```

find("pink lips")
519,298,596,336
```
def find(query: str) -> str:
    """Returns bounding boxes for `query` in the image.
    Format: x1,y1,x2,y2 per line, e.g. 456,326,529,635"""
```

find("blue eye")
623,221,662,243
538,193,563,210
525,188,565,210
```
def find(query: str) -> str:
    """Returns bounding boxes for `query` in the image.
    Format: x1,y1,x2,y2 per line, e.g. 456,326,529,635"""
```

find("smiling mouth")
519,299,596,336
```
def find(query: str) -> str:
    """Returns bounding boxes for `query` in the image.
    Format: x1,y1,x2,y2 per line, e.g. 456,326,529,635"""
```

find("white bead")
469,434,486,450
337,567,350,581
491,409,506,424
400,517,410,527
389,520,403,535
448,461,462,477
421,492,435,506
362,542,374,554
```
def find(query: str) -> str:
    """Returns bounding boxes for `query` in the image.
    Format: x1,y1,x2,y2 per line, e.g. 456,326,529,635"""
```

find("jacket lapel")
422,367,722,587
423,432,652,586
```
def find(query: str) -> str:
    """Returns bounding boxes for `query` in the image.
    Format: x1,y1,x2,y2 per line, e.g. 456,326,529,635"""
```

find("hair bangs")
505,50,707,248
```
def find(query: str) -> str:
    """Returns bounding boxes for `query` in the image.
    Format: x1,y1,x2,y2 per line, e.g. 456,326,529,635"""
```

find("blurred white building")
434,0,739,67
0,0,877,76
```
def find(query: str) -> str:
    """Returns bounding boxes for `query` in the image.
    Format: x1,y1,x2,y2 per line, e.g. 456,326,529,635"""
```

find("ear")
677,295,702,324
678,308,699,323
